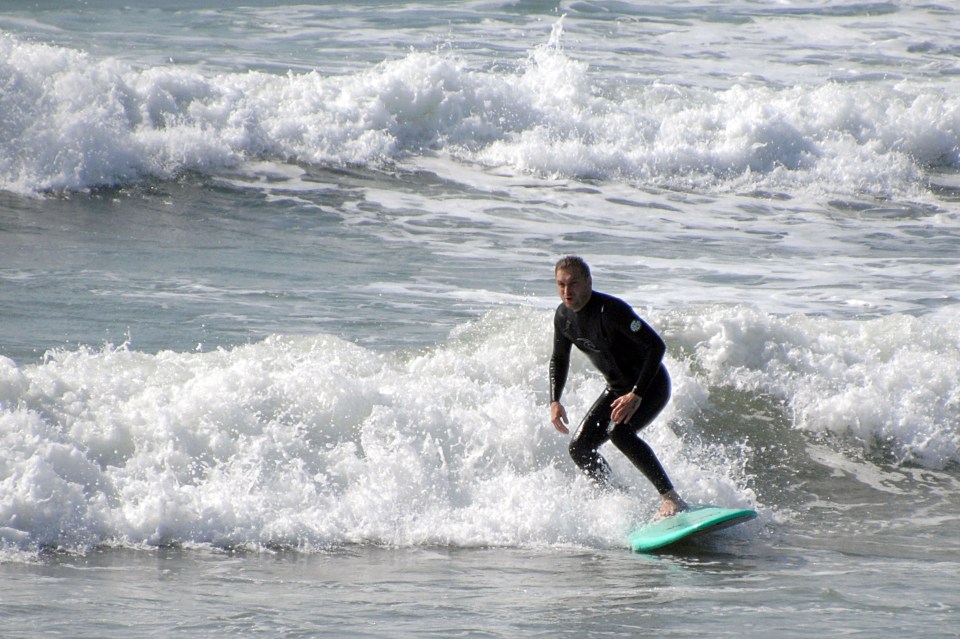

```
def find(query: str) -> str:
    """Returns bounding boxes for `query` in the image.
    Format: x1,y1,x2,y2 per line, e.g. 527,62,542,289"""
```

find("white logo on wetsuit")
630,320,643,332
576,338,599,352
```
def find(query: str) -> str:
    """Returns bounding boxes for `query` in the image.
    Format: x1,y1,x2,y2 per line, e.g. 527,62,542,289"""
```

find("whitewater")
1,1,959,637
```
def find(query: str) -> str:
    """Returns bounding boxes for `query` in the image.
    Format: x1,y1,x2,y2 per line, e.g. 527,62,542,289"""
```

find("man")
549,256,686,519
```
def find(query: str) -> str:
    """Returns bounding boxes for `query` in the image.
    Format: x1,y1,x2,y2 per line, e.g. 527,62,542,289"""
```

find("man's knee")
568,439,592,467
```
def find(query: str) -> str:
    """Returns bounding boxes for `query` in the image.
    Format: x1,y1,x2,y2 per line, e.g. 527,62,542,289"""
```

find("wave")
667,304,960,468
1,305,957,560
2,28,957,199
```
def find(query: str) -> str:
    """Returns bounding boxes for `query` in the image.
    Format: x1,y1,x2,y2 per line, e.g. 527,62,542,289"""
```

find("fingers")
611,393,640,424
612,405,637,424
550,402,570,434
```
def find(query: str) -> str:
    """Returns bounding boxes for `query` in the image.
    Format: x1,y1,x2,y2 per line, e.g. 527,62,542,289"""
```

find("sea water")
1,1,959,637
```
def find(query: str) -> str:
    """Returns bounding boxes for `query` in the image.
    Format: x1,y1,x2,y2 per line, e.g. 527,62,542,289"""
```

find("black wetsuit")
550,291,674,494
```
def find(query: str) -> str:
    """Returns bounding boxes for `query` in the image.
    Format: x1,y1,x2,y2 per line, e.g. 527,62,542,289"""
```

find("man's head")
555,256,593,311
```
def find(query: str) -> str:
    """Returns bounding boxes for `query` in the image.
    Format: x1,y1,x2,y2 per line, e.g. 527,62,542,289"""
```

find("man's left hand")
610,392,641,424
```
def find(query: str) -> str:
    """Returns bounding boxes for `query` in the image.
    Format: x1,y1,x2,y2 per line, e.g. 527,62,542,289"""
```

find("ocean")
1,0,959,636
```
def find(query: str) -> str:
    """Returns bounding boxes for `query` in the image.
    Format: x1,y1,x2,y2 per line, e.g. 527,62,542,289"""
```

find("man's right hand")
550,401,569,434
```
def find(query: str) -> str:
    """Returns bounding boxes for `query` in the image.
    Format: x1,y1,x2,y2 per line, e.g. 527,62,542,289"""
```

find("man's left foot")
656,490,688,519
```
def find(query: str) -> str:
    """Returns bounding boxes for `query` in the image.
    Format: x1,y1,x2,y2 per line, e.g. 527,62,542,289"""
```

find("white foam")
669,305,960,469
5,302,956,559
2,30,956,200
0,308,761,559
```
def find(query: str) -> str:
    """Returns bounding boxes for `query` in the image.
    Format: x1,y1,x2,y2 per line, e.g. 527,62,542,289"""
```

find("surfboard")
628,506,757,553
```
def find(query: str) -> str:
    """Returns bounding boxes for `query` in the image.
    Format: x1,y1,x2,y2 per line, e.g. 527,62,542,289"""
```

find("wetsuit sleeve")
617,307,666,398
549,312,572,403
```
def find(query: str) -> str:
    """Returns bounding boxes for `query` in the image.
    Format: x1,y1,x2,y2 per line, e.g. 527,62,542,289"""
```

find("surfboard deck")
628,505,757,553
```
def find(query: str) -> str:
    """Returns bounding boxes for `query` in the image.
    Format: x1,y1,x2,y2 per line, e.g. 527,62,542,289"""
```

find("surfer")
549,256,687,519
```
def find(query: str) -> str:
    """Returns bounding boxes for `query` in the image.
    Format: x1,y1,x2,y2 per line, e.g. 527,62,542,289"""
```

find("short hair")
554,255,591,279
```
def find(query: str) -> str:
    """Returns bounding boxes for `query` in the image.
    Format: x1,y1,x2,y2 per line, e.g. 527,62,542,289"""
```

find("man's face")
556,268,592,312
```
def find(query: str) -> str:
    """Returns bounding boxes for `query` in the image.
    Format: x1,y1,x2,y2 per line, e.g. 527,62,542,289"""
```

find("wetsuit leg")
568,389,618,484
608,368,674,494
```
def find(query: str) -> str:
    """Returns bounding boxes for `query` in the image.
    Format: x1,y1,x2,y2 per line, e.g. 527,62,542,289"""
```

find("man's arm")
549,318,573,433
621,312,666,398
549,338,571,403
611,307,666,424
628,327,665,398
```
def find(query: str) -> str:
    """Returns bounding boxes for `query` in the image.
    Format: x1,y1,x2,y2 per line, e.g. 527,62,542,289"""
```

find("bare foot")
655,490,688,520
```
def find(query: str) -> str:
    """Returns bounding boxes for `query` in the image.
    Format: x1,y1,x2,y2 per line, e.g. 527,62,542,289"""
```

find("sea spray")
3,302,956,559
2,31,956,200
665,304,960,468
0,307,764,559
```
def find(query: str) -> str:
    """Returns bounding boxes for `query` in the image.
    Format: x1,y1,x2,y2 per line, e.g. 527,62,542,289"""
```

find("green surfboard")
628,506,757,552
